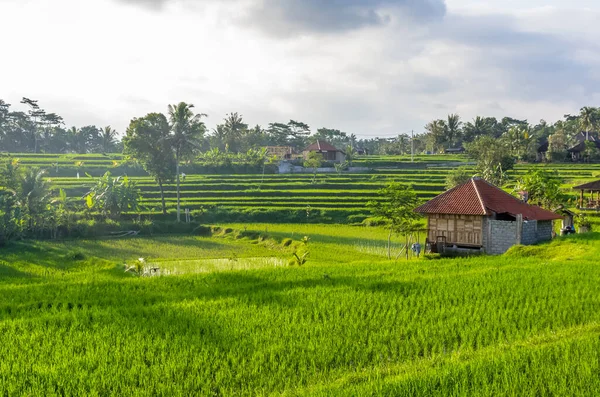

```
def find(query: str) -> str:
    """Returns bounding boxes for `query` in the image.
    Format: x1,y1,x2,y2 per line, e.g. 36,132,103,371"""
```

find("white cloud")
0,0,598,138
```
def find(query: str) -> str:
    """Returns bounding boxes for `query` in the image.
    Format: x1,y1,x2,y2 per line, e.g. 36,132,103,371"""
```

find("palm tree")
223,112,247,152
19,168,52,230
425,119,446,153
446,114,462,147
67,127,88,154
579,106,598,140
167,102,207,222
463,116,492,142
100,126,118,153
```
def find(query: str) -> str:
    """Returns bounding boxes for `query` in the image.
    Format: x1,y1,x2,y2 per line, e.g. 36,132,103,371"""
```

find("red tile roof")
415,178,561,221
304,140,342,152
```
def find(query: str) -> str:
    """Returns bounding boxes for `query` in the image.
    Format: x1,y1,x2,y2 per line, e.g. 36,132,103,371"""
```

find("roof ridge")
472,178,488,215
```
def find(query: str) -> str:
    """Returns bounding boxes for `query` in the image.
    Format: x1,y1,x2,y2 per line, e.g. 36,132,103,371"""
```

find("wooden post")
580,190,584,208
516,214,523,244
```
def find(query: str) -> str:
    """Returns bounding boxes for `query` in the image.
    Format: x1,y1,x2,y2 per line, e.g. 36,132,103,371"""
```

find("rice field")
4,152,600,224
1,225,600,395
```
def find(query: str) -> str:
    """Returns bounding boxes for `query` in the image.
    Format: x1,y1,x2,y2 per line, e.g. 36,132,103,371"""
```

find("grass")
1,225,600,395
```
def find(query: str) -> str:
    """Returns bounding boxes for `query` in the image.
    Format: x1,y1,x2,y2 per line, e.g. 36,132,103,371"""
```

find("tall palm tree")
100,126,118,153
223,112,247,152
579,106,598,140
463,116,492,142
425,119,446,153
67,127,88,154
446,114,462,147
167,102,207,222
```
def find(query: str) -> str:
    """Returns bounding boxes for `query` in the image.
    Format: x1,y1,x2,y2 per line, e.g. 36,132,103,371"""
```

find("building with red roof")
415,178,561,254
303,140,346,163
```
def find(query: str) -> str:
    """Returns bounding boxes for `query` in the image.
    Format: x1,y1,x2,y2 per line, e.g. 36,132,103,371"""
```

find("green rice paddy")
1,225,599,395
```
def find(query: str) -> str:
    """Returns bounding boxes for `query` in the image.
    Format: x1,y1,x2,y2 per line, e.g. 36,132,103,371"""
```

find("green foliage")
344,146,355,165
85,172,140,219
334,160,349,175
367,183,421,233
0,158,62,241
303,151,323,170
123,113,176,215
445,166,473,189
583,141,600,162
575,214,592,231
505,126,534,160
514,168,566,208
367,183,421,259
303,151,323,183
466,136,514,186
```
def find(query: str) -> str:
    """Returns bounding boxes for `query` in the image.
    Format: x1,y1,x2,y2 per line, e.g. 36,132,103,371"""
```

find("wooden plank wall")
428,214,483,246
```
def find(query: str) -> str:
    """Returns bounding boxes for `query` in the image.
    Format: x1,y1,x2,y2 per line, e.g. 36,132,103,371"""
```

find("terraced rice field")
5,153,600,222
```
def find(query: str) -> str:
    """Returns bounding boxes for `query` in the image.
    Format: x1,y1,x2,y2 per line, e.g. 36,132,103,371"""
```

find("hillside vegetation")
1,225,599,396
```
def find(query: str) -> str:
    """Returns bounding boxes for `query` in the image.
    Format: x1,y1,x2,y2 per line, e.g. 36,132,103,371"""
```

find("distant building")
265,146,294,160
444,147,465,154
415,178,561,255
567,132,600,161
303,140,346,163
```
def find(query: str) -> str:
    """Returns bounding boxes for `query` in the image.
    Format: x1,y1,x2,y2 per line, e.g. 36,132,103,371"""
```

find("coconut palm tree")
425,119,446,153
463,116,492,142
67,127,86,154
167,102,207,222
100,126,118,153
446,114,462,147
223,112,247,152
579,106,598,140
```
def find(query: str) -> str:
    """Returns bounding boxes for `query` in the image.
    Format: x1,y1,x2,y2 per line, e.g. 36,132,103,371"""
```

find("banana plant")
85,172,140,219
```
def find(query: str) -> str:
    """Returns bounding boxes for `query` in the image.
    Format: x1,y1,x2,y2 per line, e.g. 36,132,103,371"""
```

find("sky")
1,0,599,138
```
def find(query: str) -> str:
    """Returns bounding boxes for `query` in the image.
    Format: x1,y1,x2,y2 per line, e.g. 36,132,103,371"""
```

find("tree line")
2,97,599,160
0,99,120,154
0,97,359,155
421,107,600,158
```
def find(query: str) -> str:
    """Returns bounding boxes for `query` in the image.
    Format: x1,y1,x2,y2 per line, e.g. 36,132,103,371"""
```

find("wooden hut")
573,180,600,209
415,178,561,255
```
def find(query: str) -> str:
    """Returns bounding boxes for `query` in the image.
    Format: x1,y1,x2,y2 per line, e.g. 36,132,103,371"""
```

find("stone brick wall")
482,217,489,252
536,221,554,241
486,219,555,255
521,220,538,245
488,220,519,255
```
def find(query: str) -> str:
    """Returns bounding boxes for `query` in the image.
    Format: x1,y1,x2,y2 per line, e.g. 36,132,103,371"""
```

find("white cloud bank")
0,0,599,137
